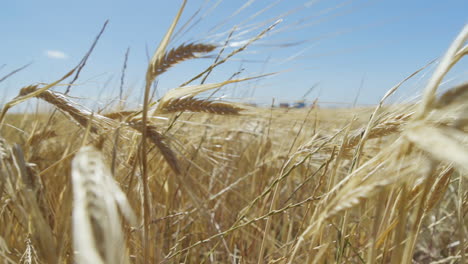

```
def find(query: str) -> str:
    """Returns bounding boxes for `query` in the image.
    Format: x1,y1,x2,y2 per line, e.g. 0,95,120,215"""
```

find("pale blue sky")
1,0,467,108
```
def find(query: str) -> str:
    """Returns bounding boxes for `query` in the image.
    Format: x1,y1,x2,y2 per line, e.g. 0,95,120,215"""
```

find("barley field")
1,2,468,264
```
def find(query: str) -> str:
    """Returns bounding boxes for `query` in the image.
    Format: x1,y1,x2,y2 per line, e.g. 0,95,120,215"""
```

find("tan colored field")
0,4,467,264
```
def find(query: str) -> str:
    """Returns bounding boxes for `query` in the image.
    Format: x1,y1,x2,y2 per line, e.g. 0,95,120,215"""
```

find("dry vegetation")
1,2,468,263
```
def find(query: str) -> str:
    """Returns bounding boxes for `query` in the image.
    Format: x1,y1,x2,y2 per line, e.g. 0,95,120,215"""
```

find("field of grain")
1,2,468,263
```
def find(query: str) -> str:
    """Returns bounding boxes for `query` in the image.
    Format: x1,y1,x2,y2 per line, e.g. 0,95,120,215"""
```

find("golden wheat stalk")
18,86,115,132
140,5,188,260
129,121,181,174
158,96,243,115
0,137,9,161
153,75,268,115
179,19,282,87
71,146,136,264
103,110,139,121
425,167,454,211
0,68,75,125
148,43,216,77
345,112,412,149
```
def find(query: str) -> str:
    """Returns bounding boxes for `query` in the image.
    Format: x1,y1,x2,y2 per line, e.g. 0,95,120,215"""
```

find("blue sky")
1,0,467,108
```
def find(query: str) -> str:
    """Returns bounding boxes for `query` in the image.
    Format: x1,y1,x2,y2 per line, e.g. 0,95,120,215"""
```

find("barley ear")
0,68,75,125
152,43,216,76
158,97,243,115
129,121,181,174
154,75,269,115
71,146,136,264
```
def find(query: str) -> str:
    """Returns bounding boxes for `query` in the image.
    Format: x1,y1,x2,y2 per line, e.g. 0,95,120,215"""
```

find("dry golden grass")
0,3,467,263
